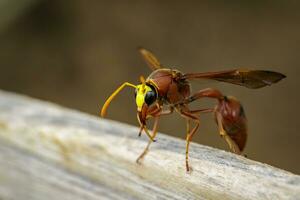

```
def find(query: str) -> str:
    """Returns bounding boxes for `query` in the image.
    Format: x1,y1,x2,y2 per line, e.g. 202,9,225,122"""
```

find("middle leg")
180,107,200,172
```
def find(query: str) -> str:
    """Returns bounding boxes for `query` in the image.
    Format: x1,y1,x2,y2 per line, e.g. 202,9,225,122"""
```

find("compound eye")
144,90,156,106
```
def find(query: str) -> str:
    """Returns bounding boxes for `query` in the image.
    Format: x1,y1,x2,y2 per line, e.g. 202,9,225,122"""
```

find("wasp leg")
136,106,174,164
138,104,161,137
182,88,244,156
215,112,241,154
136,116,159,164
101,82,137,117
189,108,215,114
182,88,224,105
146,103,163,119
137,103,165,139
180,108,200,172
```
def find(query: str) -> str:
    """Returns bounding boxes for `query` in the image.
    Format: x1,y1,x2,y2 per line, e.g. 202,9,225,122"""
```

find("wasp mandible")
101,48,286,172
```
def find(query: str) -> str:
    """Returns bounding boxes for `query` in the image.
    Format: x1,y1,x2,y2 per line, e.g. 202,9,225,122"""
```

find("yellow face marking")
136,84,152,111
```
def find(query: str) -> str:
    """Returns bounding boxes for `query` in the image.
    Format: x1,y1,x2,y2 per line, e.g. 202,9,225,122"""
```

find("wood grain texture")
0,90,299,200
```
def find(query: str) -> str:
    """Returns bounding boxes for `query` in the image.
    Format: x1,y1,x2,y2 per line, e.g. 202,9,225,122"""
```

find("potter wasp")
101,48,286,172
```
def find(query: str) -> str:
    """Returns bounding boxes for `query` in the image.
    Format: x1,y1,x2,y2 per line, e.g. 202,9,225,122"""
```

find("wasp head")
135,78,158,125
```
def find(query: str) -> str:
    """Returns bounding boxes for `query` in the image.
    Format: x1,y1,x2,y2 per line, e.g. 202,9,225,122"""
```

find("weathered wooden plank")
0,90,299,200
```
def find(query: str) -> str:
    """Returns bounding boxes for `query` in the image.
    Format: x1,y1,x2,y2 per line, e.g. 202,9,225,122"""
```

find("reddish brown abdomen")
216,96,247,151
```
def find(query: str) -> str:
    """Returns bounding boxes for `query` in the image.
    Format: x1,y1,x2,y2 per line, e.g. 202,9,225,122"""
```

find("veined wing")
138,47,162,71
182,69,286,89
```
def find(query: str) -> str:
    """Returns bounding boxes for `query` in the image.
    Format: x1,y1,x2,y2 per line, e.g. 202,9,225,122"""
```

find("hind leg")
215,111,241,154
182,88,224,105
183,88,246,154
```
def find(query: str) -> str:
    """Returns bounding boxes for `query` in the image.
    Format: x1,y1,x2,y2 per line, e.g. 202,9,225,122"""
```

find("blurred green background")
0,1,299,173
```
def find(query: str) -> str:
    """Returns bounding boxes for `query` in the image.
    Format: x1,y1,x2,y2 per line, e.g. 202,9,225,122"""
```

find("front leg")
138,103,161,137
136,116,159,164
179,106,200,172
136,105,174,164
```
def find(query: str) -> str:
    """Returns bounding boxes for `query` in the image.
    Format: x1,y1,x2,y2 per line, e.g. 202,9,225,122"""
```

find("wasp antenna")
100,82,137,117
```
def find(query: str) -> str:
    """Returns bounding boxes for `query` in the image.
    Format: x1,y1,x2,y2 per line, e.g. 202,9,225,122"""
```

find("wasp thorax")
135,84,157,111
